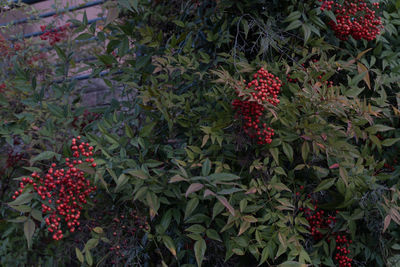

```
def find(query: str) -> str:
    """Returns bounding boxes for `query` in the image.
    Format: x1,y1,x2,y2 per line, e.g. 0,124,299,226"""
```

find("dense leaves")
1,0,400,266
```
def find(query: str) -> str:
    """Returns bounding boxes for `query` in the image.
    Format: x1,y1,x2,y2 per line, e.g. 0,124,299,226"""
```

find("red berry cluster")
232,68,281,144
12,136,97,240
319,0,382,41
334,234,353,267
71,109,102,132
300,198,338,241
6,150,23,168
40,23,70,45
298,194,353,266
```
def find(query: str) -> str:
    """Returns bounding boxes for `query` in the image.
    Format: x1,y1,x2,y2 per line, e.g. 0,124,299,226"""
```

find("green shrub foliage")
1,0,400,266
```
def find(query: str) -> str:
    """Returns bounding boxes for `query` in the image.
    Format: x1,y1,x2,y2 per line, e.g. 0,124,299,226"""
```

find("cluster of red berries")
300,198,338,241
334,234,353,267
319,0,382,41
40,23,70,45
71,109,102,132
5,150,23,168
232,68,281,144
298,193,353,266
12,136,97,240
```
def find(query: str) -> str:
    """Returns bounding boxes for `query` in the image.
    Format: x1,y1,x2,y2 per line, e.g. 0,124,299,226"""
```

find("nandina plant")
319,0,382,41
8,136,97,245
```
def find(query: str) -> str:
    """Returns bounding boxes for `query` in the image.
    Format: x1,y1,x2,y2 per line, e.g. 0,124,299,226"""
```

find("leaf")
278,261,308,267
209,173,240,182
204,189,216,197
84,238,99,251
242,215,258,223
357,62,371,89
8,216,28,223
383,215,391,232
76,163,95,174
382,138,400,146
206,229,222,242
285,20,302,31
194,238,206,267
93,227,103,234
184,198,199,219
185,224,206,234
10,205,31,213
329,163,339,169
76,248,84,263
105,7,119,26
270,148,279,164
282,142,294,163
162,235,177,258
284,11,301,23
139,121,157,137
186,183,204,198
302,24,311,44
8,192,33,206
314,178,336,192
356,48,372,60
114,174,129,193
238,221,251,236
30,151,58,164
24,219,35,249
202,158,211,176
85,250,93,266
339,167,348,186
366,124,394,134
75,33,93,41
127,170,148,180
216,196,235,216
169,174,188,183
301,142,309,162
31,209,43,222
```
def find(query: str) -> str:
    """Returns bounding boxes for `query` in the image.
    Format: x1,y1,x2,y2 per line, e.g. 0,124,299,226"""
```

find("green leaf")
76,248,84,263
382,138,400,146
127,169,148,179
206,229,222,242
114,174,129,193
285,20,302,31
30,151,59,164
209,173,240,182
85,250,93,266
284,11,301,23
75,33,93,41
84,238,99,252
282,142,293,163
302,24,311,44
184,198,199,219
140,121,157,137
8,192,33,206
270,148,279,164
185,224,206,234
366,124,394,134
314,178,336,192
31,209,43,222
24,219,35,249
278,261,308,267
10,205,31,213
162,235,177,258
194,238,206,267
93,227,103,234
202,158,211,176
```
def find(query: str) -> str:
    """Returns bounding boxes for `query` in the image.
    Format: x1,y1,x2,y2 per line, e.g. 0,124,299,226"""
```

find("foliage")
1,0,400,266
